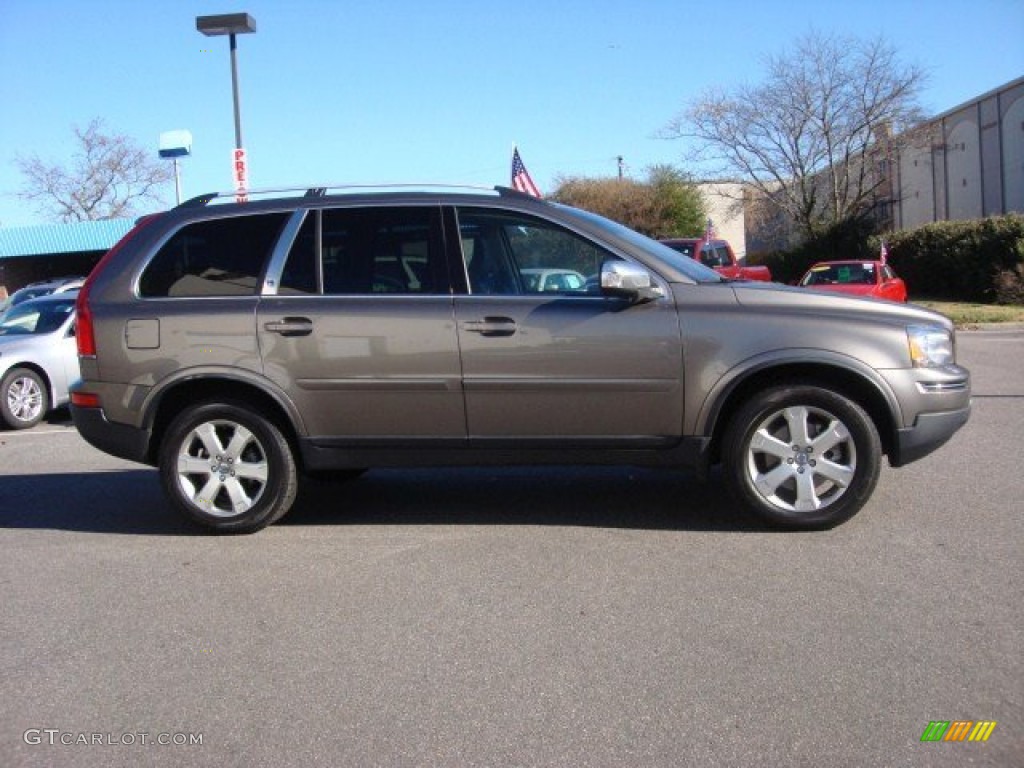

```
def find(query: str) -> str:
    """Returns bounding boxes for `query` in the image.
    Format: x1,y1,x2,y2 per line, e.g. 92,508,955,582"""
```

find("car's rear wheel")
1,367,48,429
159,401,298,533
723,385,881,529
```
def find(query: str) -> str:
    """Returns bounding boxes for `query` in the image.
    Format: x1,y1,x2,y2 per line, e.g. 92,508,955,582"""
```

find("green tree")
549,166,706,238
647,164,707,237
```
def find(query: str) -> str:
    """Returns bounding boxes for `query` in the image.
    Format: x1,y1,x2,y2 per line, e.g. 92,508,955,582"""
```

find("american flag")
511,147,541,197
704,217,715,244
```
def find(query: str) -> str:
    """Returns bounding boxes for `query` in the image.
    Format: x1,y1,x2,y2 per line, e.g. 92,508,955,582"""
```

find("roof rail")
494,185,547,201
175,183,504,208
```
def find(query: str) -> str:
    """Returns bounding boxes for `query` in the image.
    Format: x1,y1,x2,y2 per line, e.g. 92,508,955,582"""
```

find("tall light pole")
196,12,257,202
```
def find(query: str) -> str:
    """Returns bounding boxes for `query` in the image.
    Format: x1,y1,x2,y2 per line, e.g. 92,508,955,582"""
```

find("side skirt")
299,436,711,474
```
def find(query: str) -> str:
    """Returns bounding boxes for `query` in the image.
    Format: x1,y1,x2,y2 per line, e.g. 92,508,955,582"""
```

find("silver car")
0,276,85,314
69,186,971,533
0,292,79,429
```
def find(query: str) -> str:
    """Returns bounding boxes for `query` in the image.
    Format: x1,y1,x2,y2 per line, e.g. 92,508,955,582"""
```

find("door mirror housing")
600,261,663,303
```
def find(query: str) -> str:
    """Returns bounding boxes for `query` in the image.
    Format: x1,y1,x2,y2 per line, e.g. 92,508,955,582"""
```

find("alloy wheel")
175,419,270,517
744,404,857,513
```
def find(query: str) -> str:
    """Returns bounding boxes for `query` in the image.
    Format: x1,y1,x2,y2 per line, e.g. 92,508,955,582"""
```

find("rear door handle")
462,317,517,337
264,317,314,337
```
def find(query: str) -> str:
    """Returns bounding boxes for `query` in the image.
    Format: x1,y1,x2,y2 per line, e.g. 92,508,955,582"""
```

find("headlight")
907,325,954,367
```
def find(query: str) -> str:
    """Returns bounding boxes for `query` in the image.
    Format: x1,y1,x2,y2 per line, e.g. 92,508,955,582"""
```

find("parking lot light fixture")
196,13,257,155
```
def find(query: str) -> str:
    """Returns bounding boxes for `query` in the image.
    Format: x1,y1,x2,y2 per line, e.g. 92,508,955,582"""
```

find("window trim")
261,209,311,296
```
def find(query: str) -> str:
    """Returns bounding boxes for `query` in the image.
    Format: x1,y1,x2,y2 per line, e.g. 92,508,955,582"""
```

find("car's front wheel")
722,385,882,529
158,401,298,533
1,367,48,429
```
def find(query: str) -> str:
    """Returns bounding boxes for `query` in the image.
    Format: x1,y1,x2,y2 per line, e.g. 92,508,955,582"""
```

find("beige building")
697,182,747,257
894,76,1023,229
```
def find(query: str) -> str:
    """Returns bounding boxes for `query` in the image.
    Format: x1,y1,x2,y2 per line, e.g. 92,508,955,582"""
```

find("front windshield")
10,287,52,306
801,263,877,286
551,204,724,283
0,299,75,336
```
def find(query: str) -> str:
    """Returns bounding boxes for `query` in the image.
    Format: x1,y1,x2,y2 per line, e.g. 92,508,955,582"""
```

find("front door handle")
462,317,517,337
264,317,314,337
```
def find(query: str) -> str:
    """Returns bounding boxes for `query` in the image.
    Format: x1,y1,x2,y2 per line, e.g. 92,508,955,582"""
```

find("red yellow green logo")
920,721,997,742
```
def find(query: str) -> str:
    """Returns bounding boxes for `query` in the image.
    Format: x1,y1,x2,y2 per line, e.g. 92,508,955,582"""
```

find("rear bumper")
71,406,152,465
890,403,971,467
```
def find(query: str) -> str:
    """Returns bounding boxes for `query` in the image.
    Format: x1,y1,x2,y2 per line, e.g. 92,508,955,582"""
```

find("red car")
798,260,908,302
659,238,772,281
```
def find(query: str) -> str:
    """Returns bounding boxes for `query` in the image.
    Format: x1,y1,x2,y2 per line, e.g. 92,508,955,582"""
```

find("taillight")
71,392,102,408
75,285,97,357
76,214,159,357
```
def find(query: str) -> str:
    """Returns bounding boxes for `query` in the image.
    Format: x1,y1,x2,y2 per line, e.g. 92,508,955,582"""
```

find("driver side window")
455,208,612,296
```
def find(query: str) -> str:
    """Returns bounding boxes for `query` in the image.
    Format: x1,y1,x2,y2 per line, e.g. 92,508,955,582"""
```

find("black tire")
1,367,48,429
158,401,298,533
722,385,881,530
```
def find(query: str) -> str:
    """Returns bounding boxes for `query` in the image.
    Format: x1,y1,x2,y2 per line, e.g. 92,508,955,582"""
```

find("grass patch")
913,300,1024,327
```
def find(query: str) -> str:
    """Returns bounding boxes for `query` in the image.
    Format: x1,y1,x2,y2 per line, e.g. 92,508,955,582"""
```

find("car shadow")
0,469,192,535
287,466,768,533
44,405,73,425
0,466,771,535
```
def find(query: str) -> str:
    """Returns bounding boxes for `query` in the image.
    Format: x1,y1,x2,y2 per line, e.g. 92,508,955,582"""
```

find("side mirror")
600,261,664,303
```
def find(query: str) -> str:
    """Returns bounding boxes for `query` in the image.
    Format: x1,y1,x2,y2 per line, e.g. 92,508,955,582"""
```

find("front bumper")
890,403,971,467
879,363,971,467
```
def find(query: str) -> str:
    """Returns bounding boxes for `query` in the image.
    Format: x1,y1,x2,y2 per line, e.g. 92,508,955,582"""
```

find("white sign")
233,148,248,203
158,130,193,158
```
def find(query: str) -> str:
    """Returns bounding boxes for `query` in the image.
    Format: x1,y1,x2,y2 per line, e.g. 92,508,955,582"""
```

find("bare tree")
662,32,927,241
16,119,173,222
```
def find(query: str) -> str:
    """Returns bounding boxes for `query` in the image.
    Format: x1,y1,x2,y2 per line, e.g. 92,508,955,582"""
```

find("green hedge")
877,215,1024,303
758,214,1024,303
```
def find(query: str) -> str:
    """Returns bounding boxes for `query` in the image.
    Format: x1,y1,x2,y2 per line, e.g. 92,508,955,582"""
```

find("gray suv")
70,186,971,532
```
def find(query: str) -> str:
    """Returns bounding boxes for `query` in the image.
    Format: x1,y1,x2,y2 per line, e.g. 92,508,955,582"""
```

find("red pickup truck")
659,238,772,282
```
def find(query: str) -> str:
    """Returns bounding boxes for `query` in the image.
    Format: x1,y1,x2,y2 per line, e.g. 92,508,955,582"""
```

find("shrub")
550,167,707,238
758,214,1024,299
994,263,1024,305
882,215,1024,302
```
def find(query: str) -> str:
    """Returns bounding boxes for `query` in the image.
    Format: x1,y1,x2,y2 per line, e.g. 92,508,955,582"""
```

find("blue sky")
1,0,1022,227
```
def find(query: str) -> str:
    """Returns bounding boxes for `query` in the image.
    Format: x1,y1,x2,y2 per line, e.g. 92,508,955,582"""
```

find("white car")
0,292,79,429
520,268,587,293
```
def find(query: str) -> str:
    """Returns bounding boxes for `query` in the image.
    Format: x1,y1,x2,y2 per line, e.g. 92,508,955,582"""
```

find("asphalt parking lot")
1,329,1021,767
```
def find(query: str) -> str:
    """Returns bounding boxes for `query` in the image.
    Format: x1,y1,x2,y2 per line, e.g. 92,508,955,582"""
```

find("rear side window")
664,242,696,259
278,206,446,295
700,245,728,268
139,213,289,297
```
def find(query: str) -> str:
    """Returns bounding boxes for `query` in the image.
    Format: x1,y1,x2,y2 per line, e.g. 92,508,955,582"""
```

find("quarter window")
139,213,289,298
